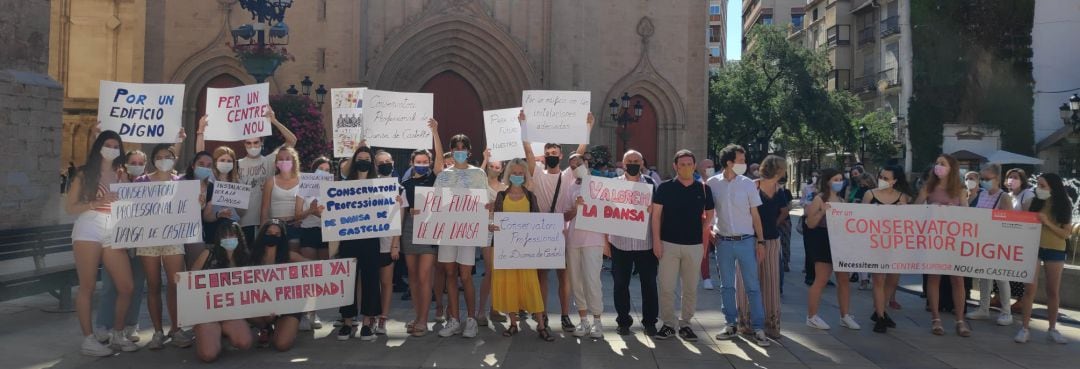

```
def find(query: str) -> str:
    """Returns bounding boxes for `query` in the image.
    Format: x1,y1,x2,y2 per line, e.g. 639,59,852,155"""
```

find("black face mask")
353,160,373,173
260,235,283,250
544,156,560,168
625,164,642,176
377,163,394,176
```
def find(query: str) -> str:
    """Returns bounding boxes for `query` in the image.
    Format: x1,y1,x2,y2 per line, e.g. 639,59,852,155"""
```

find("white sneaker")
170,330,193,348
715,324,738,340
1048,329,1068,344
81,335,113,357
299,314,313,331
590,319,604,339
965,308,991,320
311,313,323,329
1014,327,1030,343
840,314,861,330
573,319,591,337
122,325,140,342
92,326,110,343
703,279,715,290
438,318,461,337
462,318,478,338
753,329,771,347
147,331,166,350
109,330,139,352
806,315,831,330
996,312,1014,326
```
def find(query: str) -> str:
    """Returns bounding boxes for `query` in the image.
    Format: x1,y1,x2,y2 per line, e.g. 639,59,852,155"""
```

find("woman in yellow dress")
489,158,554,341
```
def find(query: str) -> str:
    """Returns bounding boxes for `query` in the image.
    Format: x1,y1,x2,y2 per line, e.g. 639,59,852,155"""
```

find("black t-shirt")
652,178,715,245
401,173,436,210
758,189,790,240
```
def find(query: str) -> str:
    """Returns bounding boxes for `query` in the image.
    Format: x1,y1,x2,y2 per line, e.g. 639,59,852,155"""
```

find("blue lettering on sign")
119,123,165,137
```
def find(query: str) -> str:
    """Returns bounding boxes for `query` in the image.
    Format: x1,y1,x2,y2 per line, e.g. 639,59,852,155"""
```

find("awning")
984,150,1044,165
950,150,986,161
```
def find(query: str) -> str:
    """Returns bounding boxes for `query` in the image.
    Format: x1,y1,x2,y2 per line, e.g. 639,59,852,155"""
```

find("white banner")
575,176,652,240
412,187,489,246
522,90,591,144
107,181,203,248
484,107,524,161
361,89,433,149
825,203,1042,283
97,81,185,144
331,88,365,158
298,172,334,198
210,182,251,210
320,178,402,242
176,259,356,327
203,83,271,141
493,212,566,269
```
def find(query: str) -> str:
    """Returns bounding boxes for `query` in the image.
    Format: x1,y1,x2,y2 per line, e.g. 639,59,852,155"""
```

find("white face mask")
216,162,234,174
155,158,175,172
965,179,979,191
705,168,716,177
1035,188,1051,200
732,163,747,175
615,168,625,176
573,165,589,179
100,147,121,161
877,179,891,190
125,164,145,177
246,147,262,158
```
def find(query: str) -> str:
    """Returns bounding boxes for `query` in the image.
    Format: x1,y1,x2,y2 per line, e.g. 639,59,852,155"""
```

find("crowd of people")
66,109,1073,362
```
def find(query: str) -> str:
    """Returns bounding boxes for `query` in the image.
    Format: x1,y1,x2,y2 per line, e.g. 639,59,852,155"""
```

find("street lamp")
285,84,298,95
301,76,313,96
285,77,327,107
315,84,328,106
1064,94,1080,133
609,92,643,154
859,125,869,162
232,0,293,82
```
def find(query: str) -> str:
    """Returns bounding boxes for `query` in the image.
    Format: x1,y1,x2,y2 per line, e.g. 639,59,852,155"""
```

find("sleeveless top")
201,246,233,270
926,186,962,206
93,183,112,213
503,194,531,213
869,190,902,205
270,177,298,219
974,189,1004,210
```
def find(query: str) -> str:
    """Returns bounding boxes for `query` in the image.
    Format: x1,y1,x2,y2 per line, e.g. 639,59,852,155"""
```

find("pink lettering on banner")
412,187,490,247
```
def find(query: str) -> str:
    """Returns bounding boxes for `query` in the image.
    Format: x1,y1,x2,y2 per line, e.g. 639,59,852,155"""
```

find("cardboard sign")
826,203,1042,283
210,182,252,210
107,181,203,248
575,176,652,240
176,259,356,327
203,83,271,141
493,212,566,269
320,178,402,242
331,88,365,158
361,89,433,149
412,187,489,246
298,172,334,198
484,107,525,161
97,81,185,143
521,90,591,144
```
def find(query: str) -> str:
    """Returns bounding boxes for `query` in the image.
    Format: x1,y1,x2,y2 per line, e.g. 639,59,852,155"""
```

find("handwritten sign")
575,176,652,240
107,181,203,248
331,88,365,158
412,187,489,246
320,178,401,242
361,89,433,149
522,90,590,144
298,172,334,198
484,107,524,161
97,81,185,143
210,182,252,210
493,212,566,269
827,203,1042,283
203,83,270,141
176,259,356,327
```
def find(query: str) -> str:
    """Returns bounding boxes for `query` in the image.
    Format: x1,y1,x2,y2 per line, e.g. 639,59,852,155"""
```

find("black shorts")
300,227,328,249
379,252,394,268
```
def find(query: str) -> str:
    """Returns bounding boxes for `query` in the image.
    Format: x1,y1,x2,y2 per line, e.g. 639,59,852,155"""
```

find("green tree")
268,94,330,167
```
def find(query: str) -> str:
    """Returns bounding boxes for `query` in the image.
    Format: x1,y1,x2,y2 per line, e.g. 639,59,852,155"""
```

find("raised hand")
177,127,187,143
586,112,595,130
517,110,526,124
428,118,439,131
197,115,208,135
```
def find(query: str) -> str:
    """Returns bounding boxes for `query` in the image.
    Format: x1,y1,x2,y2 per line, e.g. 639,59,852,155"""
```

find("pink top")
926,186,962,206
134,173,181,182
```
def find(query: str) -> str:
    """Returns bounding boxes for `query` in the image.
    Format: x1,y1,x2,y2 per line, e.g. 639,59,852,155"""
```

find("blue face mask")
220,238,238,251
509,175,525,186
194,166,213,180
452,151,469,165
413,165,430,176
831,181,844,193
980,180,994,189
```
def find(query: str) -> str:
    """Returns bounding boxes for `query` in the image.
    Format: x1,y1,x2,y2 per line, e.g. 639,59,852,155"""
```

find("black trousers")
610,247,659,328
338,238,382,319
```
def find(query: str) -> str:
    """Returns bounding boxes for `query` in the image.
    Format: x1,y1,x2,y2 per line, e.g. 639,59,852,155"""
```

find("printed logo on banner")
361,89,433,149
97,81,185,143
203,83,271,141
331,88,365,158
493,212,566,269
107,181,203,248
320,178,402,242
210,182,252,210
484,107,525,161
575,176,653,240
521,90,591,144
412,187,490,247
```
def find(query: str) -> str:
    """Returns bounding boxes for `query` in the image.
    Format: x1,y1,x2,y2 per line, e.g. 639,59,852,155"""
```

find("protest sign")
521,90,590,144
176,259,356,327
107,181,203,248
493,212,566,269
320,178,401,242
412,187,489,246
575,176,652,240
331,88,365,158
210,182,251,210
361,89,433,149
203,83,270,141
97,81,185,144
484,107,525,161
826,203,1042,283
299,171,334,198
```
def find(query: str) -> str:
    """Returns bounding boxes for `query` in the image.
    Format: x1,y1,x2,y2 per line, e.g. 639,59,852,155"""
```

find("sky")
726,0,742,61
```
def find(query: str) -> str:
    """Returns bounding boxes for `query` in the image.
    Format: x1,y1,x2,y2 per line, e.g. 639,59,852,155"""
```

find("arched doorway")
420,71,485,164
195,74,245,157
620,95,659,167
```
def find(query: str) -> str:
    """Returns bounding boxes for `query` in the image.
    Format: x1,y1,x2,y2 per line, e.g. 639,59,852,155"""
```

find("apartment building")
742,0,806,51
708,0,727,71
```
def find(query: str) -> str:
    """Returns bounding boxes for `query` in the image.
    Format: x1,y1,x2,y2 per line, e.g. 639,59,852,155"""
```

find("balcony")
857,27,875,47
880,15,900,37
827,25,851,47
878,68,900,88
854,74,877,94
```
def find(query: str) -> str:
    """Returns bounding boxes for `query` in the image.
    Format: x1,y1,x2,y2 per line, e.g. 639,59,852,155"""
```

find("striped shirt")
608,174,656,251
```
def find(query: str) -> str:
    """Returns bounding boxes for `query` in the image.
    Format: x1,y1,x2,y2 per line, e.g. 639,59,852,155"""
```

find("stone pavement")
0,218,1076,369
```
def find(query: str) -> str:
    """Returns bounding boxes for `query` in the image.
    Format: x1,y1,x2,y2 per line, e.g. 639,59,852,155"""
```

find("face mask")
509,175,525,186
246,147,262,158
315,169,330,176
260,235,284,249
573,165,589,179
220,238,238,251
216,162,234,174
377,163,394,176
100,147,121,161
831,181,845,193
1006,178,1019,190
811,176,818,184
677,166,695,180
125,164,145,177
276,160,293,173
452,151,469,164
155,158,176,172
732,163,747,175
544,156,560,168
980,180,994,189
194,166,213,180
753,171,761,178
965,179,978,191
1035,188,1051,200
625,164,642,176
933,164,948,178
616,168,625,176
705,168,716,177
877,179,891,190
413,164,430,176
353,160,372,172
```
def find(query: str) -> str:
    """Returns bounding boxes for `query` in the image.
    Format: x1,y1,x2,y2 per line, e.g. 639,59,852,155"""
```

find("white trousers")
567,246,604,317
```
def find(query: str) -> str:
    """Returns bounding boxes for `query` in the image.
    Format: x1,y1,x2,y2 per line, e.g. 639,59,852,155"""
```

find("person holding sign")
521,110,595,332
294,156,332,331
181,150,216,264
374,150,403,335
477,150,509,326
188,222,254,362
859,165,912,333
914,154,972,337
606,150,659,337
565,153,607,339
335,146,384,342
1016,173,1074,344
803,168,861,332
965,163,1015,327
66,129,140,356
202,147,243,233
489,158,555,341
401,120,444,337
244,220,306,351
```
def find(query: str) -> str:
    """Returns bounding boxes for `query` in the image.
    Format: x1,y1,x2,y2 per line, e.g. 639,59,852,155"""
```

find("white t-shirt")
379,236,393,253
238,154,276,227
435,166,488,190
532,166,575,213
566,177,604,247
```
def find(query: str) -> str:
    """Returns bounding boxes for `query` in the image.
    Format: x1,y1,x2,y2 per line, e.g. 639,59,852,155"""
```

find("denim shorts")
1038,248,1067,262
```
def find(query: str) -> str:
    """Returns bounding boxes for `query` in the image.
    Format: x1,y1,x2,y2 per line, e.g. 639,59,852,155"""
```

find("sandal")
956,321,972,337
406,320,416,333
410,326,428,337
502,325,519,337
537,327,555,342
930,319,945,336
